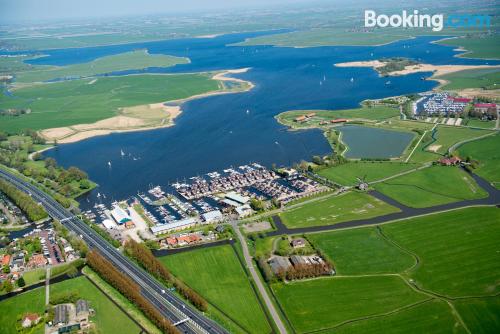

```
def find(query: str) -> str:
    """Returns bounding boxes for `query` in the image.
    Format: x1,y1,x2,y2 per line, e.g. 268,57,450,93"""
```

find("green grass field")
272,276,427,333
430,125,492,155
13,50,188,83
334,299,466,334
307,227,414,275
453,297,500,334
373,165,487,208
0,285,45,334
159,245,271,334
436,67,500,90
383,207,500,297
438,35,500,60
0,73,219,132
235,28,414,47
466,119,496,129
51,276,142,334
458,134,500,188
273,207,499,333
277,106,399,129
317,162,419,186
279,191,399,228
0,275,141,334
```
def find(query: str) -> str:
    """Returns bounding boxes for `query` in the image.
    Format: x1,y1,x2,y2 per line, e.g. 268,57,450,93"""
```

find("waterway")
6,32,497,209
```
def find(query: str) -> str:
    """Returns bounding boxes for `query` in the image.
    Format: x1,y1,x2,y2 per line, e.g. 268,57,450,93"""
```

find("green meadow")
50,276,142,334
277,106,399,129
373,165,487,208
436,67,500,90
13,50,188,83
272,207,499,333
279,191,399,229
159,245,271,334
317,162,419,186
458,134,500,188
383,207,500,297
438,35,500,60
0,73,219,132
307,227,414,275
430,125,492,155
272,276,427,333
0,275,141,334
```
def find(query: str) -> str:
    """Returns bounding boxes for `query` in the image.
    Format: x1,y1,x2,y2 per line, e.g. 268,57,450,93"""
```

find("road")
0,168,228,334
231,221,288,334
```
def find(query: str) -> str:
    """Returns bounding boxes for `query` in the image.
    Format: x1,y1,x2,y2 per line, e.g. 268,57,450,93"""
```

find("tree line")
0,178,48,221
124,239,208,312
86,250,179,334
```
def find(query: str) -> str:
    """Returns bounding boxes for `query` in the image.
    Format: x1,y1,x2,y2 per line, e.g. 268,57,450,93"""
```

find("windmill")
356,175,369,191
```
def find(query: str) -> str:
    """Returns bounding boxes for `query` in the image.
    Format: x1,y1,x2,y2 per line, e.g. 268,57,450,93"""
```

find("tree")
2,264,10,274
17,276,26,287
44,157,57,168
250,198,265,212
4,280,13,293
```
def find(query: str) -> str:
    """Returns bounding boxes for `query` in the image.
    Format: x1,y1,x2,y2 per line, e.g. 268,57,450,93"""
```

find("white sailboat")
246,109,250,114
120,149,125,157
350,77,354,83
108,161,112,167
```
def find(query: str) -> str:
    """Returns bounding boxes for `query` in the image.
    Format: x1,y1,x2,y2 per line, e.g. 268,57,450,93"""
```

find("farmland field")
50,276,142,334
272,275,427,333
273,207,499,333
458,134,500,188
334,299,465,334
436,67,500,90
373,165,487,208
0,275,141,334
0,73,219,132
429,125,492,155
453,297,500,334
438,35,500,60
466,119,496,129
317,162,419,186
307,227,414,275
159,245,271,334
382,207,500,297
13,50,188,84
279,191,399,228
0,286,45,334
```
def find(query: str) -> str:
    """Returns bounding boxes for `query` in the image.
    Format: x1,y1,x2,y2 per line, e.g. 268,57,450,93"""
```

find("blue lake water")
337,125,415,159
9,32,497,208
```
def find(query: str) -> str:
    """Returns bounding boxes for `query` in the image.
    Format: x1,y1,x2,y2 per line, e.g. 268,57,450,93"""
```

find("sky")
0,0,311,23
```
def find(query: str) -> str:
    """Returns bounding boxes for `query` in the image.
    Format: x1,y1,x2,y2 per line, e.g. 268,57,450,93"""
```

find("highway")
0,168,228,334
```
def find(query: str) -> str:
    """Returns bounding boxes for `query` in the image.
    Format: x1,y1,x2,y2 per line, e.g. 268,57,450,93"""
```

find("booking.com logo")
364,10,491,32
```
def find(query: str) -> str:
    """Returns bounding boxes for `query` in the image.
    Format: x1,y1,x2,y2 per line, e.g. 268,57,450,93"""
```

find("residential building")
290,238,306,248
22,313,41,328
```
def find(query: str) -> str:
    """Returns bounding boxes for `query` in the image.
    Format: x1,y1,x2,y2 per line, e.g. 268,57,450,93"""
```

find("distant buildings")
21,313,41,328
50,299,93,333
201,210,223,223
150,217,197,236
290,238,306,249
415,92,470,116
438,156,462,166
110,205,132,225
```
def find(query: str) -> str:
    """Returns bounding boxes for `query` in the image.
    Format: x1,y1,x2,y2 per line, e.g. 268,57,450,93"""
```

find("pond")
337,125,415,159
